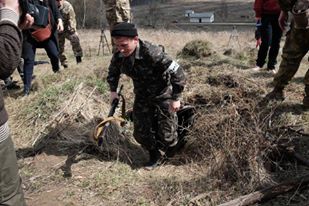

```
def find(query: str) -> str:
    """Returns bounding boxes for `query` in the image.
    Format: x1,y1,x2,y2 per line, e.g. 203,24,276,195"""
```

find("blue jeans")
256,14,283,70
22,36,60,93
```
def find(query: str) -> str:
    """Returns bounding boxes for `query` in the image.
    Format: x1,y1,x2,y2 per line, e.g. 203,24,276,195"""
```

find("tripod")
97,27,111,56
227,25,241,49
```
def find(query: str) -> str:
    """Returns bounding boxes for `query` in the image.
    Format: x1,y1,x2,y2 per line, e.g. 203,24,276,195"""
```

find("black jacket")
23,0,62,45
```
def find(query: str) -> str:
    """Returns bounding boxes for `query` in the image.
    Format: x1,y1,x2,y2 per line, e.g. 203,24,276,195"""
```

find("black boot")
76,56,82,64
62,63,68,68
144,149,163,170
265,87,285,101
4,77,20,90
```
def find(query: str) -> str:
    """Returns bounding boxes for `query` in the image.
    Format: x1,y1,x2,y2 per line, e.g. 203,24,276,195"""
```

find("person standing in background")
252,0,282,74
21,0,63,96
57,0,83,68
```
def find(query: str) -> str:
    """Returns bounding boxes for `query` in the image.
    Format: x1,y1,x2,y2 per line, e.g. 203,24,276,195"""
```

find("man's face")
113,36,138,57
56,0,63,7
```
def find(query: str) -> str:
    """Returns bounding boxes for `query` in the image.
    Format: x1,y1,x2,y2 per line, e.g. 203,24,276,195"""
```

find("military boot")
144,149,164,170
62,63,68,68
76,56,82,64
265,87,285,101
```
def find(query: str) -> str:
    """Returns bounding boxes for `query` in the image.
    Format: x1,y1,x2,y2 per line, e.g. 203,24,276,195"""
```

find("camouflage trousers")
58,31,83,66
103,0,131,52
133,97,178,151
273,25,309,96
103,0,131,27
0,134,26,206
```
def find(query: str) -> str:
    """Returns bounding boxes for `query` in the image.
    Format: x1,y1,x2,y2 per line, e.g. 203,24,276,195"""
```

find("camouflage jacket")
107,40,186,101
59,1,76,32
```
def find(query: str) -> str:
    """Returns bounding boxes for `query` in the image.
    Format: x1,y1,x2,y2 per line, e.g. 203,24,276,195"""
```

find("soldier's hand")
110,91,119,105
169,100,180,113
279,11,288,31
57,18,64,32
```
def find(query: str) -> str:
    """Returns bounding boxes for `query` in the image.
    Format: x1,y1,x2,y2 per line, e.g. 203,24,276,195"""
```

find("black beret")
111,22,138,37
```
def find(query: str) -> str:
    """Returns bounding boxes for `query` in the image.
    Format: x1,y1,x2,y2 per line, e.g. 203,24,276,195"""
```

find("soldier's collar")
134,41,142,60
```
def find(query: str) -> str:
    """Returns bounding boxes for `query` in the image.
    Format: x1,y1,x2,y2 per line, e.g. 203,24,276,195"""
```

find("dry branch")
218,174,309,206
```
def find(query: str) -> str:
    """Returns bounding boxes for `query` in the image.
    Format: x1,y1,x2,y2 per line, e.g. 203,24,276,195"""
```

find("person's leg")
132,98,162,167
44,39,60,73
133,98,156,151
58,33,67,68
0,132,26,206
273,28,308,89
267,14,283,70
156,100,178,150
67,32,83,63
256,16,271,68
22,40,36,95
268,27,308,100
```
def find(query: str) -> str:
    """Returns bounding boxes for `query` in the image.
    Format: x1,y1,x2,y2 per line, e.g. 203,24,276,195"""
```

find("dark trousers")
22,37,60,92
256,14,282,69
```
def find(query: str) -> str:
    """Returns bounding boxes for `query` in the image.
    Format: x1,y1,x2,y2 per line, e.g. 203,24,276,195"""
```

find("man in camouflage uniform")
57,0,83,68
103,0,131,51
267,0,309,107
106,23,186,169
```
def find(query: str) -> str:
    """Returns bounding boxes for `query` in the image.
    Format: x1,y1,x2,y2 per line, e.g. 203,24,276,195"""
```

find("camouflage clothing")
58,1,83,65
107,39,186,151
103,0,131,52
273,0,309,103
103,0,131,28
273,26,309,92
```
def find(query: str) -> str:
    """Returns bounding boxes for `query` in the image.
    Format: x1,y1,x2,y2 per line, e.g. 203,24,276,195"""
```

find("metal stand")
227,25,241,49
97,27,111,56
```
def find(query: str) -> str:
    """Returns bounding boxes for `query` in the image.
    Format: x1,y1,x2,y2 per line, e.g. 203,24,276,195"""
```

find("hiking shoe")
252,66,262,71
267,68,277,74
265,88,285,101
